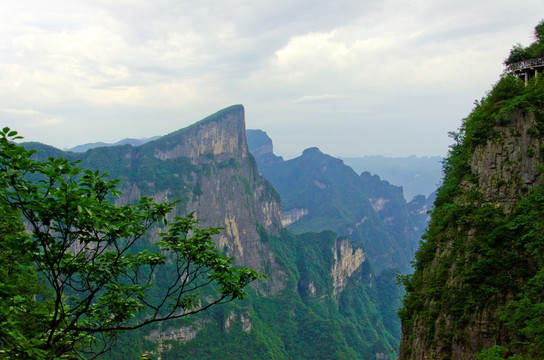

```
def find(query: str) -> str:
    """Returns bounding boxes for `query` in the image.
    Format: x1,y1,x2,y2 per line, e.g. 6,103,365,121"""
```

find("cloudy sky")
1,0,543,158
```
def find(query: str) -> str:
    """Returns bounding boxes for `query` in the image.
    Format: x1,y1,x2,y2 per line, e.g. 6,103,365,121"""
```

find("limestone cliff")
331,237,365,297
467,110,543,212
65,105,285,293
147,105,283,274
399,72,544,359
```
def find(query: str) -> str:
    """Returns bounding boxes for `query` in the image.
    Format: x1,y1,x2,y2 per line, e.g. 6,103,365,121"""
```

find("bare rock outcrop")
331,237,365,297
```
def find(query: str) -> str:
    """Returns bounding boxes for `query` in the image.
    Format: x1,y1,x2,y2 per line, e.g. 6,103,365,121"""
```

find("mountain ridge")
341,155,442,201
246,129,427,274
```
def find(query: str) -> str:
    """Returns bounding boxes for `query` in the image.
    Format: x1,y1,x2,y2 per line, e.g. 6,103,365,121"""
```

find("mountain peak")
190,104,244,128
302,147,322,155
151,104,248,161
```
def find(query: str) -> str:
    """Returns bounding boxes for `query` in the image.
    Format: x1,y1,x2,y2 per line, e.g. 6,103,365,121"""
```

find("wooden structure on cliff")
507,56,544,84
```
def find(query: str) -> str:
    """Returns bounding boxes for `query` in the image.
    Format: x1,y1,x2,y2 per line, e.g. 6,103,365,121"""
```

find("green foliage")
0,127,263,358
495,187,544,359
431,71,539,213
122,228,399,359
504,19,544,65
475,346,508,360
535,19,544,42
404,182,544,358
504,43,532,65
0,205,52,359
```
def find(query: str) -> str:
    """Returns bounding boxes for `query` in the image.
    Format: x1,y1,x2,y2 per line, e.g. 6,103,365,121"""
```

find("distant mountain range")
246,129,432,274
341,156,442,201
66,136,160,152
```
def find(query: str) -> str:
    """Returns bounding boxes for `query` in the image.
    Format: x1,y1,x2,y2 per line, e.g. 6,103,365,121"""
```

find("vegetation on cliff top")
504,19,544,65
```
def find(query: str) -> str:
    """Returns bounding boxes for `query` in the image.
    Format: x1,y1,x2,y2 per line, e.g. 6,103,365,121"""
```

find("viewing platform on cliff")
507,57,544,84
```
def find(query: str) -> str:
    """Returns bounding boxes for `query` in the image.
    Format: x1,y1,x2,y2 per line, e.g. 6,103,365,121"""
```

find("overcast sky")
1,1,543,158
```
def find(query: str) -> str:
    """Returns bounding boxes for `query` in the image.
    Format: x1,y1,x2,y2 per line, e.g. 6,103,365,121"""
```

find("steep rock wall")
400,88,544,359
468,111,543,212
331,237,365,297
75,105,286,294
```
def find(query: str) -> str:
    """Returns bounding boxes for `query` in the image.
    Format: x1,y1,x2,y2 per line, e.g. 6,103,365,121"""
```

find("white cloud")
1,0,544,156
1,108,41,116
289,94,343,104
28,117,65,127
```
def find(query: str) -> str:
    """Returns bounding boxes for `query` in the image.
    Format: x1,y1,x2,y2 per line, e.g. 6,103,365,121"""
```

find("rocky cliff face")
399,74,544,359
56,105,285,293
331,237,365,297
145,106,283,274
152,107,248,161
468,110,543,212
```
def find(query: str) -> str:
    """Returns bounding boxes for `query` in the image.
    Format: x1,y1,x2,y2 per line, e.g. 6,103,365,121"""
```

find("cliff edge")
399,39,544,359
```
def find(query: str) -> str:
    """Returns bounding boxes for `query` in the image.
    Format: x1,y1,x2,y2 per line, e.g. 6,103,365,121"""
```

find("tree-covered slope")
246,131,424,274
154,229,400,360
22,106,401,359
399,23,544,360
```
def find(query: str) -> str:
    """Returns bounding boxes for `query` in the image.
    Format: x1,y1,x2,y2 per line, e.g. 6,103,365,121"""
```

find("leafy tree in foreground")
0,201,52,358
0,127,263,359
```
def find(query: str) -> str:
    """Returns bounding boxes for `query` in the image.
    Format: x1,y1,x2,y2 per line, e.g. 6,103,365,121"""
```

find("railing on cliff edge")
506,57,544,85
507,57,544,72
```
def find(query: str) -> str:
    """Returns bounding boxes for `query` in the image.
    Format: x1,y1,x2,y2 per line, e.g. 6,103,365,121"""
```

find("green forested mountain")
400,22,544,360
20,105,401,359
341,155,442,201
246,130,427,274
